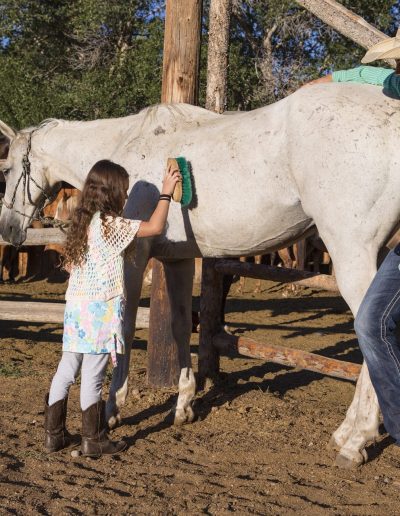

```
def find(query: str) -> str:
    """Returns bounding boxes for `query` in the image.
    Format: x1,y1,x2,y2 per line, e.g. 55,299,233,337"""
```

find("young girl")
44,159,181,457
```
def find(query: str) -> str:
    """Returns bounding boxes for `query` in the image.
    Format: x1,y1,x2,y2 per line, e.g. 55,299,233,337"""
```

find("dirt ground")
1,277,400,515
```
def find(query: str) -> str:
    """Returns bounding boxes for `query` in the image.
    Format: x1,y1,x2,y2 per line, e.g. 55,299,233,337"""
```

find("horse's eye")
2,168,10,177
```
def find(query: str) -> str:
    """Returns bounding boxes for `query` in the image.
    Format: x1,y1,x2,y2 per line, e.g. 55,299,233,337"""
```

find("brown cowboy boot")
81,400,127,457
44,394,81,453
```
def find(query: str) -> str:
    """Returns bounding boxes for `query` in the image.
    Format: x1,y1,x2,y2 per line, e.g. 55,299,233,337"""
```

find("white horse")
1,83,400,468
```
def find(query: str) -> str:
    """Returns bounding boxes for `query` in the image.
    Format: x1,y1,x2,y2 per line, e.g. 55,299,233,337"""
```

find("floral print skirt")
63,295,125,367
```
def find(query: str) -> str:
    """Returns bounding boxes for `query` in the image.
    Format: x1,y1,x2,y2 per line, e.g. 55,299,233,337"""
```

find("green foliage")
223,0,399,109
0,0,164,127
0,0,398,126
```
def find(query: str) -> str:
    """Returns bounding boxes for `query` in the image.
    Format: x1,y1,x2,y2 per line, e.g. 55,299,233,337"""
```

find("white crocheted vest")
65,212,141,301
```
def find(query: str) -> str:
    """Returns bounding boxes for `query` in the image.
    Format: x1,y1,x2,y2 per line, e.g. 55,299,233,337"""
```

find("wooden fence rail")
0,300,150,328
215,259,339,292
213,332,361,382
0,228,66,247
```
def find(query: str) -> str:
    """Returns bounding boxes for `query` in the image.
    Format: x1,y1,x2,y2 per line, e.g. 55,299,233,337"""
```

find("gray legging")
48,351,109,411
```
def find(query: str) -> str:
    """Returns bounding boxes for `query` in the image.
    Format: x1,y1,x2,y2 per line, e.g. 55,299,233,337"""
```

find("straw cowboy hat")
362,34,400,63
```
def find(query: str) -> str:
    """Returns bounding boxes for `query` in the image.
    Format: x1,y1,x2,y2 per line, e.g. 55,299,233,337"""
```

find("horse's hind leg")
331,362,379,468
319,239,380,468
163,258,196,426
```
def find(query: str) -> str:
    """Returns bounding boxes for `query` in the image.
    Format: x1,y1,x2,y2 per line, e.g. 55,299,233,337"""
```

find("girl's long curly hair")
64,160,129,268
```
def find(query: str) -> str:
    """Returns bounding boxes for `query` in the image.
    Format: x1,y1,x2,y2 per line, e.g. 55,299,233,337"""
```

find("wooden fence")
0,227,150,327
198,258,360,385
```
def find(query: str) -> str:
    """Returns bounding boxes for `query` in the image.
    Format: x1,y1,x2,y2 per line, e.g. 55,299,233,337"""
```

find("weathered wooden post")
147,0,202,388
198,0,232,386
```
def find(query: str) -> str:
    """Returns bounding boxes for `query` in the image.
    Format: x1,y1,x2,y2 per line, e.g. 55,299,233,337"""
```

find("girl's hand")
161,163,181,195
302,74,333,87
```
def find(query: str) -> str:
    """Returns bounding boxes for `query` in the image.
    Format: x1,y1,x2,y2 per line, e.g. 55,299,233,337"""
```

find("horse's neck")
39,117,143,189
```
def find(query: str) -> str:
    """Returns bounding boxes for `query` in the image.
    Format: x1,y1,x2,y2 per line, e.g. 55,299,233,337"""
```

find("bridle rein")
1,129,66,228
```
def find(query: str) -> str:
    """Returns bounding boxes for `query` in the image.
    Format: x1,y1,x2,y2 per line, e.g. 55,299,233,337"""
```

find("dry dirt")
1,277,400,515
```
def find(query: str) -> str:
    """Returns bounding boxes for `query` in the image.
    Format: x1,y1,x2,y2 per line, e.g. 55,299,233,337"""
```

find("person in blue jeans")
354,246,400,444
309,34,400,443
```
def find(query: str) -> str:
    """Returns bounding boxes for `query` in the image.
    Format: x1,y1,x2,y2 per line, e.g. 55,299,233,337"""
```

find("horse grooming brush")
167,157,192,207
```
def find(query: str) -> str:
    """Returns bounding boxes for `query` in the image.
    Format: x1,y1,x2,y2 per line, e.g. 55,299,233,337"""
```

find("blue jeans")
355,246,400,443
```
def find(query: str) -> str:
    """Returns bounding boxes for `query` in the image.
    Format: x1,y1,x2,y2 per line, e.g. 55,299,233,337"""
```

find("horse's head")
0,120,53,246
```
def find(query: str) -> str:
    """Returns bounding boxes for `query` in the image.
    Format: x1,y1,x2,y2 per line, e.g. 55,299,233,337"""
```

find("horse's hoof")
174,405,195,426
185,405,195,423
174,409,186,426
335,449,367,469
107,412,121,430
327,436,341,452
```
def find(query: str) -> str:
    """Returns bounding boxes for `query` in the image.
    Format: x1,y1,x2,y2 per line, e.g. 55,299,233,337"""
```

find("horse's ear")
0,135,9,160
0,120,16,142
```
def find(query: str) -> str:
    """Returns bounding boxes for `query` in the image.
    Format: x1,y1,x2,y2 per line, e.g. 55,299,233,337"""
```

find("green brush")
167,156,192,207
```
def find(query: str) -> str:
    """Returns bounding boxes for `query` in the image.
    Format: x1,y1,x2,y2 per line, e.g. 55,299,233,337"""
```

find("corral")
2,278,400,514
2,0,400,513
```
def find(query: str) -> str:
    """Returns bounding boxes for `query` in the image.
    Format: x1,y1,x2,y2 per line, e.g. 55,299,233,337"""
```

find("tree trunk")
294,0,395,67
147,0,202,388
205,0,232,112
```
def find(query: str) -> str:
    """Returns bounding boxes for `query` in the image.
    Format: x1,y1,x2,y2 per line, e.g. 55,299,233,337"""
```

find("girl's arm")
332,66,393,85
137,163,181,238
304,64,399,91
303,74,333,87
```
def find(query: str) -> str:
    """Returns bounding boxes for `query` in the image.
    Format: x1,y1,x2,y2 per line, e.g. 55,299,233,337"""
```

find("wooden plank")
215,259,339,292
213,332,361,382
0,228,66,246
294,0,395,67
0,301,149,328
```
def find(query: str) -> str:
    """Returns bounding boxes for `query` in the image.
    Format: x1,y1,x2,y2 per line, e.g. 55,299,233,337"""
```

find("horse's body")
1,83,400,468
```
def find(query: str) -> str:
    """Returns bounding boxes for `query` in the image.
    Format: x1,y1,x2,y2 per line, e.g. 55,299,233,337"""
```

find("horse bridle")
1,129,65,227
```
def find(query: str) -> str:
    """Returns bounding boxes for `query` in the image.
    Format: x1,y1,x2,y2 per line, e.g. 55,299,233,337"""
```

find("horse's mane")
19,104,219,148
135,103,219,138
20,118,61,137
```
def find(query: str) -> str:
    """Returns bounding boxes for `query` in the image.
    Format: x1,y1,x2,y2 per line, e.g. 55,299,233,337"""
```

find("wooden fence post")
147,0,202,388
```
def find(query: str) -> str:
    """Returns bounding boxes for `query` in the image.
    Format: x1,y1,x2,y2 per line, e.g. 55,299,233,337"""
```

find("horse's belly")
188,200,313,257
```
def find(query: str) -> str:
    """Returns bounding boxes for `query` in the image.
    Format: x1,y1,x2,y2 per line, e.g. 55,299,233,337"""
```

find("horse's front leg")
163,258,196,426
106,249,149,429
